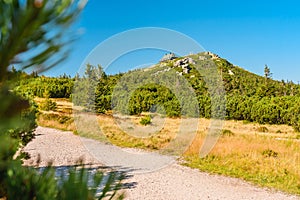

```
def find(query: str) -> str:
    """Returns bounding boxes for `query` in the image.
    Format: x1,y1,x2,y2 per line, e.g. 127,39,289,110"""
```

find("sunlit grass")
184,126,300,195
36,98,300,195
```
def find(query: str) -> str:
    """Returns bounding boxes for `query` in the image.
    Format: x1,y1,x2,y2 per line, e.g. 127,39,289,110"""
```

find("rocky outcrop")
174,57,195,74
174,57,195,67
204,51,220,60
160,52,177,62
155,52,219,76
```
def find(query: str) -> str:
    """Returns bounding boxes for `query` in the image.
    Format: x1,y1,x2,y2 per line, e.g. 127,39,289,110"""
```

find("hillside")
155,52,298,97
82,52,300,130
14,52,300,131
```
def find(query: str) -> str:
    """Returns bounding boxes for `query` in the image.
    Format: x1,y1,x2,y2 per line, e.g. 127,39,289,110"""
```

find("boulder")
160,52,177,62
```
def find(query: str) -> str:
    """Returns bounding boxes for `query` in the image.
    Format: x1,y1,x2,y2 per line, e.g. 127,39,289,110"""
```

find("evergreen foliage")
15,76,74,98
16,53,300,132
0,0,124,199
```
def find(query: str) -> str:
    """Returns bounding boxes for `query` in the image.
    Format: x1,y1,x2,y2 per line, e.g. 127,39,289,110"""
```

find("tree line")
14,55,300,132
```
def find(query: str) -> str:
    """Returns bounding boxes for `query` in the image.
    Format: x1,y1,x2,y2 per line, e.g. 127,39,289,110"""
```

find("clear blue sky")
44,0,300,82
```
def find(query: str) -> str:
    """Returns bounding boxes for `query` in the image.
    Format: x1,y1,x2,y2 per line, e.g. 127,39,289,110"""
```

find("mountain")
13,52,300,131
155,52,298,97
92,52,300,130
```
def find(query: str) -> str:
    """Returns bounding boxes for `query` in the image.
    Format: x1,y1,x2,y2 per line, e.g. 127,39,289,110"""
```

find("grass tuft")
257,126,269,132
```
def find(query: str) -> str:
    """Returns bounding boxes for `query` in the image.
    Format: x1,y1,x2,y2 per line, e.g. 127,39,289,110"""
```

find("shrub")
140,115,151,126
289,105,300,132
15,77,74,98
257,126,268,133
262,149,278,158
221,129,235,137
0,89,37,160
39,98,57,111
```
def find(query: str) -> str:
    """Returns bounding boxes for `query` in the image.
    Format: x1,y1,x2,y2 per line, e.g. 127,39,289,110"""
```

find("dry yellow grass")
36,98,75,131
184,119,300,195
97,114,180,150
186,119,298,155
37,114,76,131
36,98,300,194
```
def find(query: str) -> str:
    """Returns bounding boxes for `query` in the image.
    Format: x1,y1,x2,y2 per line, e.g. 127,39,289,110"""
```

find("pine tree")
264,65,272,79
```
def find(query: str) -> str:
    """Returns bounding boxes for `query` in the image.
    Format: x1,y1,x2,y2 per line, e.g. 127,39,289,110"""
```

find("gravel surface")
23,126,99,167
124,164,299,200
24,127,299,200
80,136,176,174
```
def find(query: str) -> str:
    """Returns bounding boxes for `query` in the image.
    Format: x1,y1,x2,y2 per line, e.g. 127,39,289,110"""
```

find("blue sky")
44,0,300,82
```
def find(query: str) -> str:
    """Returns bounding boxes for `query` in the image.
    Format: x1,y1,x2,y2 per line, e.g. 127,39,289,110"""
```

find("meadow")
37,98,300,195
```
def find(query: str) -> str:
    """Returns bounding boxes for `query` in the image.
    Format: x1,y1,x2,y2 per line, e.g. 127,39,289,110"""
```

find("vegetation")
15,53,300,133
36,98,75,131
4,7,300,195
184,120,300,195
74,55,299,134
0,88,38,160
15,76,74,98
262,149,278,158
39,98,57,111
41,103,300,195
139,115,152,126
26,91,300,195
0,0,124,199
257,126,269,133
221,129,234,137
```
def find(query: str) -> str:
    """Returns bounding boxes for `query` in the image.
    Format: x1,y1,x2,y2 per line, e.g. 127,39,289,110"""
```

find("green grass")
184,154,300,195
183,131,300,195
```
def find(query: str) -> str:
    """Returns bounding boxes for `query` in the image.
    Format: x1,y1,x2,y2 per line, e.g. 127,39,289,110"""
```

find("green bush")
0,89,38,161
39,98,57,111
15,77,74,98
289,105,300,132
140,115,151,126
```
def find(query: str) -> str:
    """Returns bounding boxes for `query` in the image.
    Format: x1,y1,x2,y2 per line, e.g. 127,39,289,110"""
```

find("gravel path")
24,127,299,200
23,127,99,167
